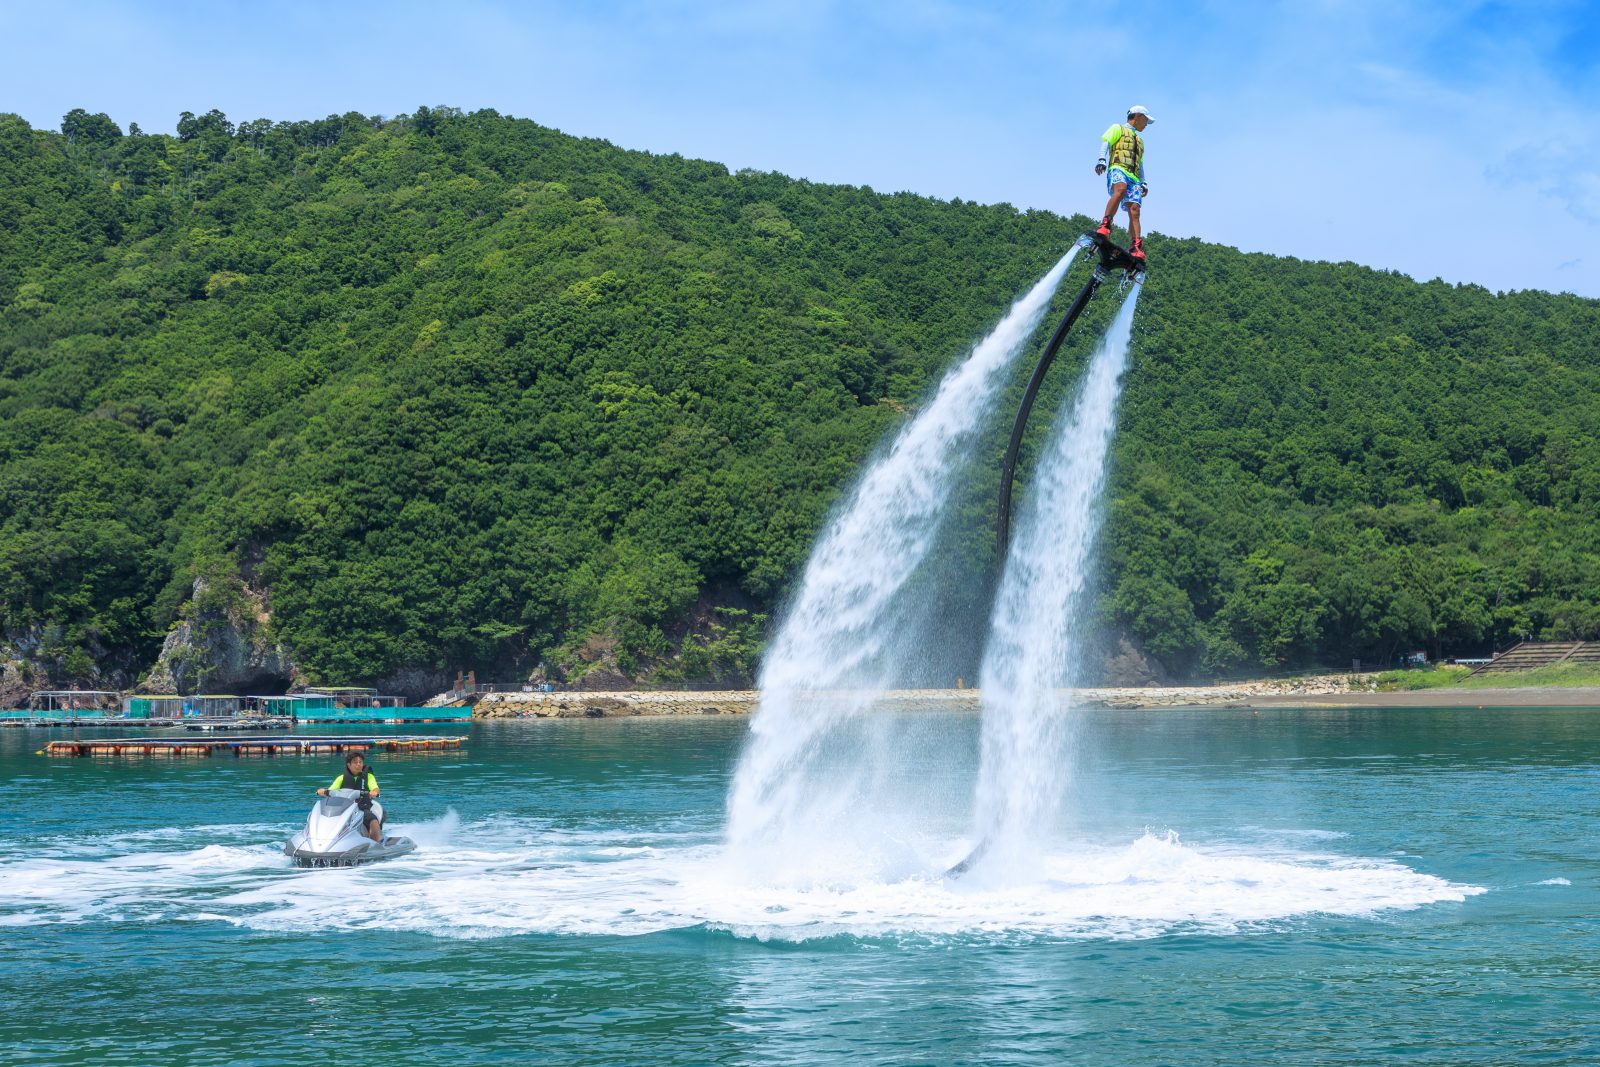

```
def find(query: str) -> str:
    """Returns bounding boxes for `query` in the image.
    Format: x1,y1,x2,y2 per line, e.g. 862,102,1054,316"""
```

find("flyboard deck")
1087,231,1145,276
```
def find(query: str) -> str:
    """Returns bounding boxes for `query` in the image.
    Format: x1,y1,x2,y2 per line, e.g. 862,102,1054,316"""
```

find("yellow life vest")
1109,124,1143,175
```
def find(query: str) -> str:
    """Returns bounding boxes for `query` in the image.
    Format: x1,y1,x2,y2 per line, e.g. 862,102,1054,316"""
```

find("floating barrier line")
43,735,467,758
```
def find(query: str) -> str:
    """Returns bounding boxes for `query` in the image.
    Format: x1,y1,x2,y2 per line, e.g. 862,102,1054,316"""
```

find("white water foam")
727,251,1078,854
971,285,1143,877
0,821,1481,941
399,807,461,847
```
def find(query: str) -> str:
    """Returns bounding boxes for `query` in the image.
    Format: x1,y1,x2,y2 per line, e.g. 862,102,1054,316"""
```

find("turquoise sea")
3,707,1598,1065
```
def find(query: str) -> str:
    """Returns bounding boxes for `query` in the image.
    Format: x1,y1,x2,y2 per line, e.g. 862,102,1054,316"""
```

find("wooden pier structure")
44,734,466,758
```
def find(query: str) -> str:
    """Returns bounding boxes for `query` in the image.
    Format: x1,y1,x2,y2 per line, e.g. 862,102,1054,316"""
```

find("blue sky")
3,0,1597,296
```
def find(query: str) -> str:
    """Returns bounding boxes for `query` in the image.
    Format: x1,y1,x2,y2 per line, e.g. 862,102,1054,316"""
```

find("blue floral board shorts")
1106,166,1143,207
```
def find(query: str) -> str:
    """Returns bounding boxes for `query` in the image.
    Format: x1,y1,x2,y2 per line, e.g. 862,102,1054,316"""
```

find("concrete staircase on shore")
1467,641,1600,676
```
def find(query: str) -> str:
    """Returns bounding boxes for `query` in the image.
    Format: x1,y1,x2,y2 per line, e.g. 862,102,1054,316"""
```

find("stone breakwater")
469,691,758,719
1087,673,1374,708
464,690,977,719
454,676,1372,719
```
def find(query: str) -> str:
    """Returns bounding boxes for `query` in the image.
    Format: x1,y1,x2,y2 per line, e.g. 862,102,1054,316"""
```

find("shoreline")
461,679,1600,718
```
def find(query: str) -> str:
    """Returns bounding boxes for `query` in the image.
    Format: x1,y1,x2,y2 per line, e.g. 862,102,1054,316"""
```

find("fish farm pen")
0,690,126,727
257,692,470,724
2,690,471,728
43,735,468,758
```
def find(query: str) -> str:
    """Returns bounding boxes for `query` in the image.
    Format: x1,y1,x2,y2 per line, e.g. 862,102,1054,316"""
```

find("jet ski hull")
284,836,417,868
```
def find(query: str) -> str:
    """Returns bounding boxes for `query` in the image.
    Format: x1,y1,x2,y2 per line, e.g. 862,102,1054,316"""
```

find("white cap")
1128,105,1154,123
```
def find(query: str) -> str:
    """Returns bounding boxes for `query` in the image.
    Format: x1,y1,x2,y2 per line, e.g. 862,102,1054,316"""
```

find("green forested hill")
1,106,1597,691
1114,242,1600,673
0,106,1076,689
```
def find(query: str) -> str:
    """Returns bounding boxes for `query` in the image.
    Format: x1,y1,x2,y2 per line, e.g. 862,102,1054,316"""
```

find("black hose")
995,268,1106,561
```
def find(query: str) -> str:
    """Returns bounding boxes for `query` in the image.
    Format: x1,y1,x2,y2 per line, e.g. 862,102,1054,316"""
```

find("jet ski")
945,839,989,878
284,788,416,868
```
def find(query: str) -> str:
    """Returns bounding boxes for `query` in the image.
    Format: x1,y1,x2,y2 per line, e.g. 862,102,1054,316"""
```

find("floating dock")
4,716,293,730
6,711,469,729
293,708,472,725
44,734,466,758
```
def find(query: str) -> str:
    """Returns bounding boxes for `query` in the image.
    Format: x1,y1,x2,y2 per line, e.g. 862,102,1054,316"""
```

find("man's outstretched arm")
1095,124,1121,175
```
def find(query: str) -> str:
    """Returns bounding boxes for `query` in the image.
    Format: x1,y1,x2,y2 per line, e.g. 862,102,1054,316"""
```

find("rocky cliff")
141,578,294,695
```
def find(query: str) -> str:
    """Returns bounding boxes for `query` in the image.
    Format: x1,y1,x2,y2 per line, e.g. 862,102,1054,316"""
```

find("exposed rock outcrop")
1,627,47,707
0,653,33,709
142,578,293,695
1,623,143,705
1091,631,1171,687
371,667,454,705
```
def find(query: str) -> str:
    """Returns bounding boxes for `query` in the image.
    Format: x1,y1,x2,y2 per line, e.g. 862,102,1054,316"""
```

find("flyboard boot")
1130,237,1146,264
1094,215,1113,238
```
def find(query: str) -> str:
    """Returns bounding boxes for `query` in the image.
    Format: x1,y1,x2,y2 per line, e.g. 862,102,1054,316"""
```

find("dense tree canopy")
1107,238,1600,673
0,106,1596,687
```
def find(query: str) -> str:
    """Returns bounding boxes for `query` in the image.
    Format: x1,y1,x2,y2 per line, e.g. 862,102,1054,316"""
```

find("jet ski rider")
316,752,383,842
